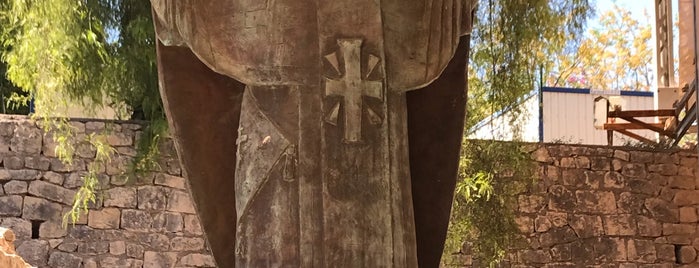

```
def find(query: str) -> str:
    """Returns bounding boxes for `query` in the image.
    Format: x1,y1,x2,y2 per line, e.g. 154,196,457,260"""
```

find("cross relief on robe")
324,38,384,143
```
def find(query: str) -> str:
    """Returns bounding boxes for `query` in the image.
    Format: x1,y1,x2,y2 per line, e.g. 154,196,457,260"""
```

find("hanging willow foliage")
0,0,165,224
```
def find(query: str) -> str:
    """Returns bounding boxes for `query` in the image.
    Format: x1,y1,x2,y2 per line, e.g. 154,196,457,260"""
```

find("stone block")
534,216,551,233
628,179,659,196
562,169,596,189
0,170,11,181
655,244,675,262
50,158,86,172
170,237,205,251
75,143,96,158
153,212,184,233
109,241,126,255
680,166,696,176
107,133,132,146
41,172,64,185
667,234,693,245
10,123,41,154
519,249,552,264
679,245,697,263
680,207,698,223
539,226,577,248
603,214,636,236
575,190,616,214
629,151,654,163
662,223,696,235
179,253,216,267
612,159,624,171
183,215,203,235
87,208,120,229
645,198,679,223
575,157,591,169
149,233,171,251
627,239,657,263
69,121,86,133
116,146,137,157
85,121,105,131
47,252,82,268
27,180,75,205
7,170,40,181
0,218,31,240
0,121,16,136
518,195,544,213
617,192,645,214
594,237,627,261
39,221,67,238
137,186,169,210
648,163,678,176
636,216,662,237
655,152,679,164
622,163,648,178
154,173,187,190
165,158,182,176
550,243,572,261
143,251,177,268
77,241,110,255
106,156,129,176
120,209,152,232
15,240,49,267
126,243,144,258
22,196,62,221
3,181,27,195
569,214,603,238
0,196,22,217
560,157,576,168
167,190,196,214
24,156,50,171
681,156,698,166
670,176,695,190
62,206,88,225
61,173,81,190
104,187,137,208
674,190,699,206
48,239,62,248
548,185,575,212
590,157,611,171
614,150,630,161
602,171,625,189
4,157,24,170
100,257,143,267
57,241,78,252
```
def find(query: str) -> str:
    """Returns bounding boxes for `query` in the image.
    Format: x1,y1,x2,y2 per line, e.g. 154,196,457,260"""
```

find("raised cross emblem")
323,38,384,143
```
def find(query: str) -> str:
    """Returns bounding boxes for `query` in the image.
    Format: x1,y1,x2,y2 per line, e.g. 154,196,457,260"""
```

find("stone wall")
1,115,698,268
460,144,699,267
0,116,214,268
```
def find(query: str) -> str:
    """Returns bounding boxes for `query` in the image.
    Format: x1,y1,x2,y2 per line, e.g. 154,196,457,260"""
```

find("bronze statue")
151,1,475,267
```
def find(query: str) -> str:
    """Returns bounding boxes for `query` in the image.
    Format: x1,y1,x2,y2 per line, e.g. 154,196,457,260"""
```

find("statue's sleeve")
154,39,245,268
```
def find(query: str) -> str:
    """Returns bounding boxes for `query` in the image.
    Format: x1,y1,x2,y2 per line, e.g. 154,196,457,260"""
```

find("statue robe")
152,1,474,267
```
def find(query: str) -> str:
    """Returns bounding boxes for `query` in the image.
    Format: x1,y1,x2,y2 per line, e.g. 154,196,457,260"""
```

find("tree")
0,0,28,114
446,0,594,266
0,0,164,223
548,5,654,91
466,0,594,132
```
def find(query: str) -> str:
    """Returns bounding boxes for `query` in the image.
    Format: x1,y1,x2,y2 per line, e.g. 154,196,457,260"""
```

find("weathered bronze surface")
152,1,475,267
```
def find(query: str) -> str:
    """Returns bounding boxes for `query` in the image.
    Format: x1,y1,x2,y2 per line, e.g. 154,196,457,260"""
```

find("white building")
468,87,656,145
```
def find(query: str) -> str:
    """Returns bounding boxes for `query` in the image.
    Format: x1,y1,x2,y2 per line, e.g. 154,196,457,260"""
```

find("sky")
595,0,655,23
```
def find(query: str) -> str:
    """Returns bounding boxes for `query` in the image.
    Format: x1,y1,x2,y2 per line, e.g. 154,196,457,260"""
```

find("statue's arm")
407,34,470,268
155,39,245,268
